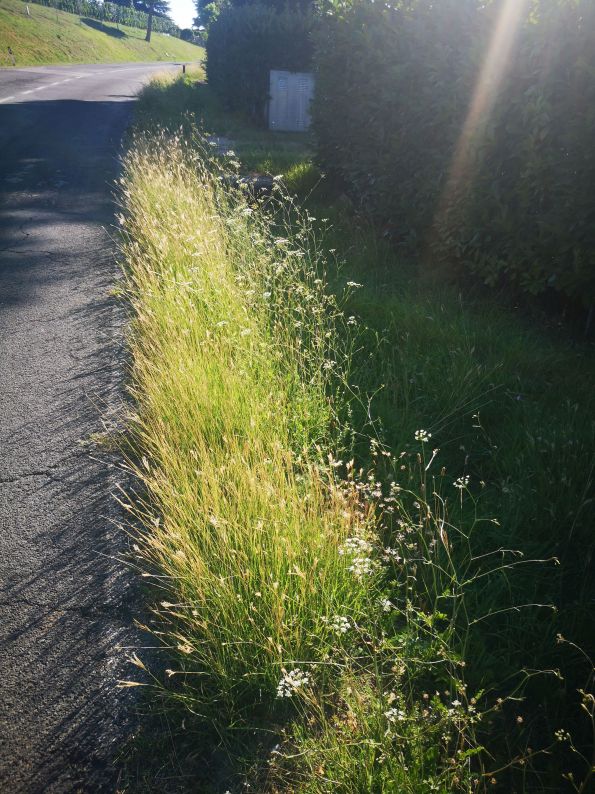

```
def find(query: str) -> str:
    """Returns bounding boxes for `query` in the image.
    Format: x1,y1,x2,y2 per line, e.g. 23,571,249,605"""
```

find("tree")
194,0,223,30
134,0,171,41
195,0,314,32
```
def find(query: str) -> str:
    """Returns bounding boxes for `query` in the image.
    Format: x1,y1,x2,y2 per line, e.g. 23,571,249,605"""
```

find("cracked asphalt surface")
0,62,180,792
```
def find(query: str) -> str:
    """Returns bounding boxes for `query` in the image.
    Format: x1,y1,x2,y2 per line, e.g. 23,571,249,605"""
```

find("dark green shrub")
313,0,595,307
206,3,314,120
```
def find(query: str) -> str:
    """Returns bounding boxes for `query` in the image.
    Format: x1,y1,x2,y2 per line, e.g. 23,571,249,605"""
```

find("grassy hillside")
0,0,203,67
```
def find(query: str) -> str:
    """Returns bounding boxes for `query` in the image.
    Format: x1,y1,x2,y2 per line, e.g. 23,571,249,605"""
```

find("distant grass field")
0,0,203,67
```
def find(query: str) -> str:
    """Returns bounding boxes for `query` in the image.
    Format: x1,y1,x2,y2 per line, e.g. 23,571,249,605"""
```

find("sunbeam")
433,0,531,231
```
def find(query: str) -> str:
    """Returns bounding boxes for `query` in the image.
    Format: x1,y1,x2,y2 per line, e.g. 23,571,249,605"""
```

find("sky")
168,0,196,28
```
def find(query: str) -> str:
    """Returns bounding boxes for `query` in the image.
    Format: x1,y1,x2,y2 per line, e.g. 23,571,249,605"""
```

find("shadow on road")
0,98,134,306
0,96,142,793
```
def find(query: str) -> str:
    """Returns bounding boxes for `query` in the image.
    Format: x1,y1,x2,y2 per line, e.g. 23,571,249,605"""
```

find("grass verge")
119,74,595,792
0,0,202,67
134,70,316,191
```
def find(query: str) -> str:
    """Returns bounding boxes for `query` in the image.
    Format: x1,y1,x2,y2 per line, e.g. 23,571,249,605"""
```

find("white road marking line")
15,85,49,97
1,63,182,102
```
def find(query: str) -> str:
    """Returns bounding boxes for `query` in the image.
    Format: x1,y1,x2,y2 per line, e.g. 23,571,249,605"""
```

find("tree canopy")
134,0,171,19
195,0,313,30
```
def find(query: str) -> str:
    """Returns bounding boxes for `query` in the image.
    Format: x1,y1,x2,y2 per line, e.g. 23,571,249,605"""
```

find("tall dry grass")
118,130,588,792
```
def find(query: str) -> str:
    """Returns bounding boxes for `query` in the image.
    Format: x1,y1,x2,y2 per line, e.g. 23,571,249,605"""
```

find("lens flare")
433,0,530,234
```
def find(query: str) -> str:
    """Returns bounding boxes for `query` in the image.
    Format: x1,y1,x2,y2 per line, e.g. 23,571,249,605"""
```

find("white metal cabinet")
268,70,315,132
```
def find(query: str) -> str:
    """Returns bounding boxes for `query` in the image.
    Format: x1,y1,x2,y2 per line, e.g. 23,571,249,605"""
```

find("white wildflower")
384,707,406,723
339,536,374,556
329,615,351,634
453,476,470,489
348,556,380,578
276,668,311,698
414,429,431,443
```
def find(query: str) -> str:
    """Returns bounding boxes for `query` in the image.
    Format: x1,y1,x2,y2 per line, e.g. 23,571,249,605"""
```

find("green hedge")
313,0,595,307
206,3,313,121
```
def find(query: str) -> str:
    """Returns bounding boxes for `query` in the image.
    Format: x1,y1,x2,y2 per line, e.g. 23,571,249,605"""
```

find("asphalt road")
0,62,179,792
